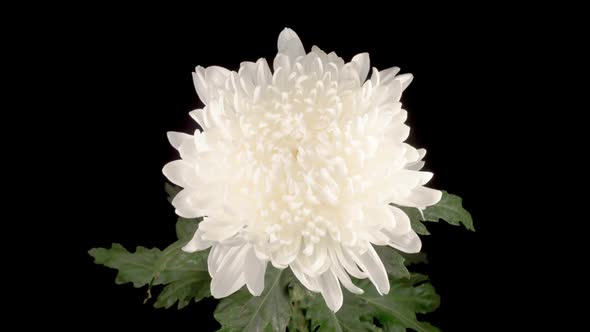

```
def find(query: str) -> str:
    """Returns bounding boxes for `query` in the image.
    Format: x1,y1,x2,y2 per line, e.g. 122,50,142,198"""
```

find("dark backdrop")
56,10,532,331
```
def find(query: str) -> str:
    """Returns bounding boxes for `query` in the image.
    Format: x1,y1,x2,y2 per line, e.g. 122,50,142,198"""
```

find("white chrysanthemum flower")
163,28,441,312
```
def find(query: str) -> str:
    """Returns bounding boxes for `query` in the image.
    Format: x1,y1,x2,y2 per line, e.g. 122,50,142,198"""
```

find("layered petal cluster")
163,28,441,311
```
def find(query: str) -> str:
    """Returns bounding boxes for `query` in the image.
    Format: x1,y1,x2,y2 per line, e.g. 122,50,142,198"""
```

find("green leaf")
90,215,211,309
175,217,202,241
91,184,211,310
302,275,440,332
374,246,410,279
305,290,377,332
410,219,430,235
287,282,311,332
154,270,210,309
399,191,474,231
165,182,182,202
214,267,291,332
153,216,210,309
423,191,474,231
153,245,210,309
398,206,432,235
89,241,211,309
359,275,441,332
399,252,428,266
89,244,162,287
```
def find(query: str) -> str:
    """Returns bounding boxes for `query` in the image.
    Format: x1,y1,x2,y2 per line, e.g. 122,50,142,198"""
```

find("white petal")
402,144,420,162
210,244,250,298
406,161,425,171
182,228,213,252
388,229,422,254
335,245,366,279
365,205,396,228
162,160,197,188
369,67,380,86
271,238,301,266
199,217,244,242
208,244,231,277
273,54,291,72
277,28,305,59
212,273,246,299
390,108,407,124
367,230,390,246
238,61,257,87
340,63,360,87
171,189,200,218
389,169,434,190
351,245,390,295
380,67,401,85
298,244,329,277
417,148,427,160
404,187,442,208
387,205,411,235
174,208,198,219
205,99,226,129
395,73,413,92
239,75,255,96
193,130,209,152
311,45,327,59
407,149,427,171
256,58,272,86
244,247,267,296
192,66,230,105
302,52,319,74
328,249,363,294
253,245,270,261
205,66,230,87
327,51,345,68
290,260,320,292
178,137,199,163
317,269,343,312
189,109,208,129
380,79,402,103
417,172,434,186
167,131,192,150
351,53,370,82
192,66,209,104
391,123,410,142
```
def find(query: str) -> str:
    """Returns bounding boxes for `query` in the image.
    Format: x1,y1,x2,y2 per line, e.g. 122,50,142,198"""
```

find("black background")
39,8,546,331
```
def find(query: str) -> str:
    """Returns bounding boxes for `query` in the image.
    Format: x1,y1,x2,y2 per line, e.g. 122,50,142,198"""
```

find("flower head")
163,28,441,311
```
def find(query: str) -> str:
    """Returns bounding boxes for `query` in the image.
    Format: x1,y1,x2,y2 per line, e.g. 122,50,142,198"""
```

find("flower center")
230,87,375,255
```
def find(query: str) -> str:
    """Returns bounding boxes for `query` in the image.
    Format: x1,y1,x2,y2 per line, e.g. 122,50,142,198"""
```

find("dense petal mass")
164,28,441,312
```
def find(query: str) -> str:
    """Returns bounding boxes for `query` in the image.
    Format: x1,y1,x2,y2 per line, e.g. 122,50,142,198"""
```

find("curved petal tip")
278,28,305,58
